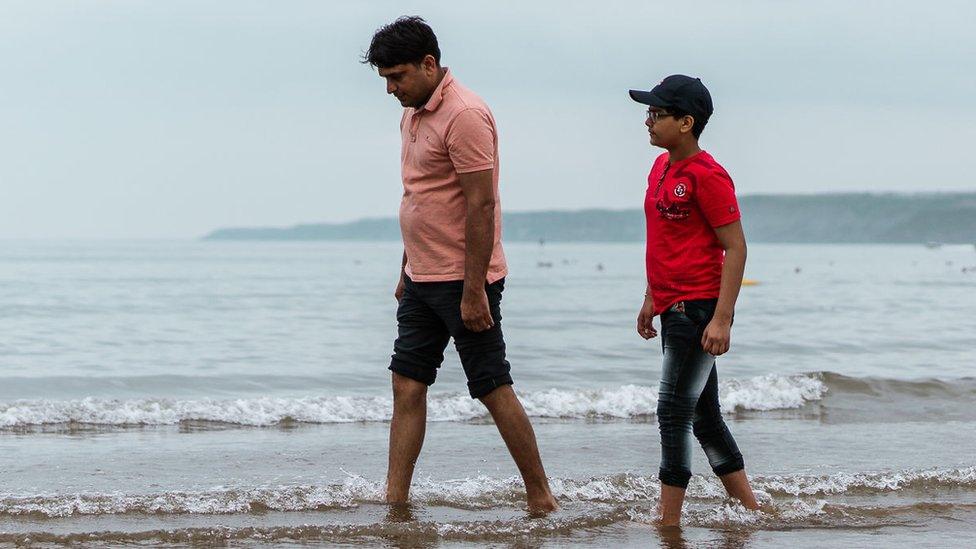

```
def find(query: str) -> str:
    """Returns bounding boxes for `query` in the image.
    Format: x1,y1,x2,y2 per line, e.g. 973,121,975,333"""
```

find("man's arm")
701,220,747,355
458,168,496,332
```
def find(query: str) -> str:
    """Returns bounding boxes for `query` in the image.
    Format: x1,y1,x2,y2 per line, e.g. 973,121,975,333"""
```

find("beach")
1,240,975,546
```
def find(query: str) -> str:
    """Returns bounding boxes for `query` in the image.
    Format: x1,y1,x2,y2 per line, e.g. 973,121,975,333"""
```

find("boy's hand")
637,297,657,339
701,317,731,355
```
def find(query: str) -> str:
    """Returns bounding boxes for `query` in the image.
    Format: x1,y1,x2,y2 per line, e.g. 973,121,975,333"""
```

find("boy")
629,75,760,526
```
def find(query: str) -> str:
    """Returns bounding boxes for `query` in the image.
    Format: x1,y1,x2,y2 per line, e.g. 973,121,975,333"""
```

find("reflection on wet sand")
657,524,752,549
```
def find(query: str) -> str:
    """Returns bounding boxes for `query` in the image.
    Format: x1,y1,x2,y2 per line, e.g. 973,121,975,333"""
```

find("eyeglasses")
646,108,676,123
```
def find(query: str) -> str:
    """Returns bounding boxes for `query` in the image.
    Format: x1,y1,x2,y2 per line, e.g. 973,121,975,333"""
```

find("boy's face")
378,55,440,109
645,107,694,148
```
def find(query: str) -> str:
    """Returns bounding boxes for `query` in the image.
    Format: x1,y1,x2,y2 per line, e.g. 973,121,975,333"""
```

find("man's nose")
386,81,396,95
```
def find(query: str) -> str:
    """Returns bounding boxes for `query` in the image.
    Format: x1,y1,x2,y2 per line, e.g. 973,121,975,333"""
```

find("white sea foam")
2,466,972,518
0,374,826,427
756,465,976,496
719,373,828,411
651,498,829,528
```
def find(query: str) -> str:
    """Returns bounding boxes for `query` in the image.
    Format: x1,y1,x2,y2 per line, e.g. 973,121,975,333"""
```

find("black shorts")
389,276,513,399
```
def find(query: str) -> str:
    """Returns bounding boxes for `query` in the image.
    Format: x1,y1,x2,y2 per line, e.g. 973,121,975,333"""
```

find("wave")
5,467,975,544
755,466,976,496
0,373,826,428
7,501,976,546
820,371,976,396
3,466,973,519
0,514,631,545
4,371,972,429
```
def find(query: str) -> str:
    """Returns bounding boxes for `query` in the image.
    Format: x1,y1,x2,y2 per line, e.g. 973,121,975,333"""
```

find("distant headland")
204,192,976,244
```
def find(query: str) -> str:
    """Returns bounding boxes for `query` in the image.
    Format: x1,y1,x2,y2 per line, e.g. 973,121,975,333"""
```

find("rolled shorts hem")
467,373,514,399
389,360,436,386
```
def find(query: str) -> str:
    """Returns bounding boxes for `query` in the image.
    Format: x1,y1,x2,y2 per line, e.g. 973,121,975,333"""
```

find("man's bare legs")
386,375,556,512
479,385,558,513
658,470,759,526
386,373,428,504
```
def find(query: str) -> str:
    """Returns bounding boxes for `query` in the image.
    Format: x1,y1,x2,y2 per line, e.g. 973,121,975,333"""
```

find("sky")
1,0,974,239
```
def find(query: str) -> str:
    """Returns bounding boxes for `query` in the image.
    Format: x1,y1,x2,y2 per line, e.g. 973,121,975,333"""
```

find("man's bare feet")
384,502,417,523
527,494,559,516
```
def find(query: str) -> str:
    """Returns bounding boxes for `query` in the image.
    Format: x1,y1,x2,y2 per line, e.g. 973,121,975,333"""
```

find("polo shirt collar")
419,68,453,113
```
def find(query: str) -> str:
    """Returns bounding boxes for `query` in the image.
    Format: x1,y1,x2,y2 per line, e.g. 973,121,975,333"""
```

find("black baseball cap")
629,75,713,122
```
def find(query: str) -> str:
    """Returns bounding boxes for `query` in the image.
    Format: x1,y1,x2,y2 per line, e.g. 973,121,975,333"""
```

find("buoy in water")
741,278,760,286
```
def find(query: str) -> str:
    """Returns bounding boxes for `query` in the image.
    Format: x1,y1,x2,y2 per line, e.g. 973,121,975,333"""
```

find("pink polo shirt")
399,69,508,283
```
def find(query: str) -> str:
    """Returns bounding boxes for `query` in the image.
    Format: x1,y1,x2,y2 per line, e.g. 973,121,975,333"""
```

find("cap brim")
628,89,670,107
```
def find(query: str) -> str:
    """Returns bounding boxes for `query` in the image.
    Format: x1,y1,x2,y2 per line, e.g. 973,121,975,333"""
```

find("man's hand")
461,285,494,332
394,274,405,302
637,296,657,339
701,317,732,355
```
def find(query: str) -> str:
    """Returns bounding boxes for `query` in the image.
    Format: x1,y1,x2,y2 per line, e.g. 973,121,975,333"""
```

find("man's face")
378,56,439,109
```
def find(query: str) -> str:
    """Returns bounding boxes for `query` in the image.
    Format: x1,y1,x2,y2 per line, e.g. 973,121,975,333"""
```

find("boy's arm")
702,220,746,355
638,283,657,339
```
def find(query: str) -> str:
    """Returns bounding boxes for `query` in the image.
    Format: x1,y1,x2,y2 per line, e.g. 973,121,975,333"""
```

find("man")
363,16,557,513
629,75,761,526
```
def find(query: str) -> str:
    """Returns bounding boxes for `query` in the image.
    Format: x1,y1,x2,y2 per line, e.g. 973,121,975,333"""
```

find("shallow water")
1,240,975,546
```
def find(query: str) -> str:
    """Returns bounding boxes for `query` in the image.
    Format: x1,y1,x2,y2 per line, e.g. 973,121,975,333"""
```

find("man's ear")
421,54,438,75
679,114,696,135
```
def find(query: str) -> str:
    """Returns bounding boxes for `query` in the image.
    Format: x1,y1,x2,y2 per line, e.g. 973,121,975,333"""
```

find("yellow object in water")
741,278,760,286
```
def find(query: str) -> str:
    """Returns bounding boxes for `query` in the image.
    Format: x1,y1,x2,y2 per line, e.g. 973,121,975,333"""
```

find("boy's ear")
679,114,696,134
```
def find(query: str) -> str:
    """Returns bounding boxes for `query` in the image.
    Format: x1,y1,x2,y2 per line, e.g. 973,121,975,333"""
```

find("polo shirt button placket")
410,113,421,143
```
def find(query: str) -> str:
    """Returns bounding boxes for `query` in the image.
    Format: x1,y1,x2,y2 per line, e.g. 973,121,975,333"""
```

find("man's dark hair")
363,16,441,68
672,110,709,139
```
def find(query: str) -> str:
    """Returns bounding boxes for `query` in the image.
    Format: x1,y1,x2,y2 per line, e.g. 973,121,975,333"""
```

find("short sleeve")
696,168,741,227
445,108,495,174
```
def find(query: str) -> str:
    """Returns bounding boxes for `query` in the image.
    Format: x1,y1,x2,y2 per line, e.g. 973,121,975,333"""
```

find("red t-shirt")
644,150,741,315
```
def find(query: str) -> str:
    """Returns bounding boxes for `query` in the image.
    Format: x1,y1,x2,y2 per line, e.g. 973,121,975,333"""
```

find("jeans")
657,299,744,489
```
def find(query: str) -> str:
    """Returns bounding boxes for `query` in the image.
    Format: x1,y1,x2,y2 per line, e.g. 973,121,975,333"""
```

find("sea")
1,240,975,547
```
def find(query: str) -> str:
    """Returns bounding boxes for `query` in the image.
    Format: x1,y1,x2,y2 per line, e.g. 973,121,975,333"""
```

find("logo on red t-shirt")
656,179,692,220
656,196,691,221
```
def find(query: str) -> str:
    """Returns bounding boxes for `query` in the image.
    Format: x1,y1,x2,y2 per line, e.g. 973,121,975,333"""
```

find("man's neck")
667,141,702,163
431,67,446,89
417,68,447,109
